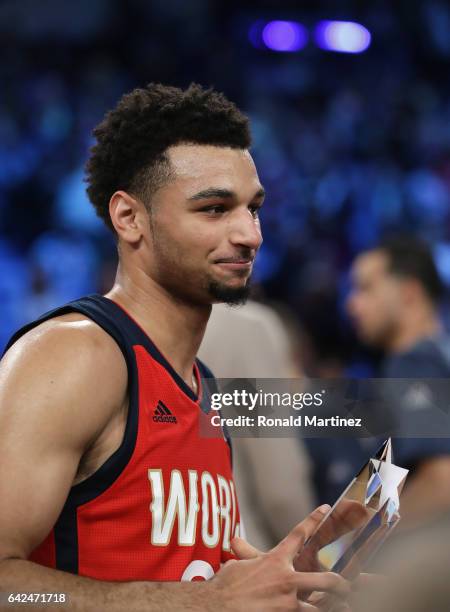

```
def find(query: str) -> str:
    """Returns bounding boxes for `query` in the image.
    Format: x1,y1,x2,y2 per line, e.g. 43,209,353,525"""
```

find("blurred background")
4,4,450,599
2,0,450,369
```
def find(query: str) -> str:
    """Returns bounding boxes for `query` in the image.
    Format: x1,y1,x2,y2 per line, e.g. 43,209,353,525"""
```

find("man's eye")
203,205,226,215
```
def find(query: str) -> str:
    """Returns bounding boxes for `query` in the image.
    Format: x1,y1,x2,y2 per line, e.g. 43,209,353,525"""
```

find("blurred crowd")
2,0,450,364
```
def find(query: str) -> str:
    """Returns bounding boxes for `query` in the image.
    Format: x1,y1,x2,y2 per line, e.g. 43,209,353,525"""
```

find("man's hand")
293,499,370,574
211,505,350,611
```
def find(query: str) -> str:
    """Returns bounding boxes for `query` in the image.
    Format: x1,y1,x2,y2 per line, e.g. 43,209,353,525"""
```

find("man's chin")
207,280,251,306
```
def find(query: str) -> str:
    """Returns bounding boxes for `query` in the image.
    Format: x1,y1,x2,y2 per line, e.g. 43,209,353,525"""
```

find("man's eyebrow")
188,186,266,201
188,188,234,201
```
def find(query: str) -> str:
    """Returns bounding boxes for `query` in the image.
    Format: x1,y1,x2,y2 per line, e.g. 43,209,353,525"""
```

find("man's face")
346,251,404,348
144,144,264,305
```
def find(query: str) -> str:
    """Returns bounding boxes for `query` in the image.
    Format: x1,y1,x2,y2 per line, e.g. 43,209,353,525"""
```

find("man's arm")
0,560,213,612
0,317,141,609
0,320,222,610
0,318,350,611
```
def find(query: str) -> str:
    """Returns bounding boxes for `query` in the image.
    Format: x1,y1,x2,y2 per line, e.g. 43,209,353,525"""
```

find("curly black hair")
85,82,251,230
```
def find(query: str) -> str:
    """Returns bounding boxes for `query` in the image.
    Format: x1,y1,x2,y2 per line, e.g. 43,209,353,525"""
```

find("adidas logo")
152,400,177,424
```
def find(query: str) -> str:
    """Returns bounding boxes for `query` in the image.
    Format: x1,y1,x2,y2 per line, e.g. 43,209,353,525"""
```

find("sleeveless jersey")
4,295,240,582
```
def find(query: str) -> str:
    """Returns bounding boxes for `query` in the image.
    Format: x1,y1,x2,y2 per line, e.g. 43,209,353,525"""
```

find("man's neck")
106,265,211,391
387,309,442,354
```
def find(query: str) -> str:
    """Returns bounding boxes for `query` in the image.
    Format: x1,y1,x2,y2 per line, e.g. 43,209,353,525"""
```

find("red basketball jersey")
6,295,240,582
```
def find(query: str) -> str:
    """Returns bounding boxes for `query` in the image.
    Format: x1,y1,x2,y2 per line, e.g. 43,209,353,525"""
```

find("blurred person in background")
199,300,315,551
304,236,450,529
347,236,450,527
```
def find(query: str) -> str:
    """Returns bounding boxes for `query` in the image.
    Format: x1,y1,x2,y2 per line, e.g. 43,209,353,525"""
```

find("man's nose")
228,211,263,251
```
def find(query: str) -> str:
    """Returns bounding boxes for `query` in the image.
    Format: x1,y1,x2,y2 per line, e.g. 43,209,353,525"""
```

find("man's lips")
214,257,254,270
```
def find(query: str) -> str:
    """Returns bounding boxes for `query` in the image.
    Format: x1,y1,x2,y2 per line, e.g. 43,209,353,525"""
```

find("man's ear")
109,190,148,243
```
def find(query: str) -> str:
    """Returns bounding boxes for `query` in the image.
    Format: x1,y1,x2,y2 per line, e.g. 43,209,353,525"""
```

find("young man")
0,84,350,611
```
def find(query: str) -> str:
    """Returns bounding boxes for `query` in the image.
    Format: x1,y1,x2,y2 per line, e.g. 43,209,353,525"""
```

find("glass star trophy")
296,439,409,582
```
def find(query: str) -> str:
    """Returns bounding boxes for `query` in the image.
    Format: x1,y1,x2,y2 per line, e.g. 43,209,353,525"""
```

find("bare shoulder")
2,311,126,377
4,311,121,357
0,314,128,558
0,312,128,449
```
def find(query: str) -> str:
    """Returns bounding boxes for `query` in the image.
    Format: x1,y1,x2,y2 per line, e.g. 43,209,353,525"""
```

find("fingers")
296,572,351,599
275,505,331,561
230,536,261,560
